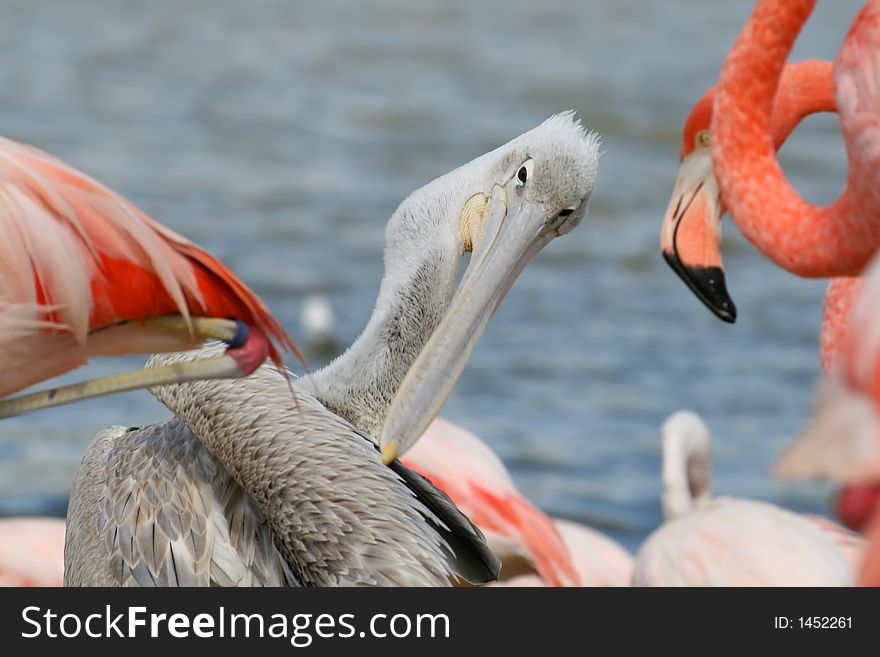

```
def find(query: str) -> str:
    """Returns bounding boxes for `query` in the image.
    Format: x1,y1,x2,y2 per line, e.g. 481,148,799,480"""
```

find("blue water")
0,0,864,552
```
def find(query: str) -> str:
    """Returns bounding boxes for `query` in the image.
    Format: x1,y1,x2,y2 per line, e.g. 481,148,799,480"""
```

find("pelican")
64,113,601,586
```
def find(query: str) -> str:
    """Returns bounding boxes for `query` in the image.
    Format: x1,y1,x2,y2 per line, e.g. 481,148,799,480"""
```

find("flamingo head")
660,90,736,323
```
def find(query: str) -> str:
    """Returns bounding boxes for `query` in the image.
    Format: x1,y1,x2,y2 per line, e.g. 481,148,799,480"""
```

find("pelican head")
379,112,600,462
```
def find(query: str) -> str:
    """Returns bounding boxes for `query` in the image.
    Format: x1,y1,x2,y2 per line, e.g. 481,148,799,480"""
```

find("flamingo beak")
660,149,736,323
379,180,582,464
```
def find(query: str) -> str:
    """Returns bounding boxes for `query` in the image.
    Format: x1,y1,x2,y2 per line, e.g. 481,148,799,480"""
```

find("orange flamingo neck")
683,59,835,160
769,60,836,146
712,0,871,278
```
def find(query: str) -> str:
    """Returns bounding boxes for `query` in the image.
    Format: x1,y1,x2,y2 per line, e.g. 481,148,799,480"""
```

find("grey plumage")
64,113,600,587
66,360,496,586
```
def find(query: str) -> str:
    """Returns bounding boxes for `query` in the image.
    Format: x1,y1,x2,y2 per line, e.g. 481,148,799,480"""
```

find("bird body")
488,518,633,588
65,361,497,586
552,518,632,587
403,418,580,586
633,411,861,586
778,250,880,586
64,114,601,586
404,418,632,587
633,497,853,586
0,517,65,587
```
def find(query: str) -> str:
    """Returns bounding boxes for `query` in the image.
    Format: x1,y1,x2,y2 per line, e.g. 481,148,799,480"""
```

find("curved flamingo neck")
769,60,836,146
661,416,712,521
713,0,868,278
820,277,864,373
681,60,833,160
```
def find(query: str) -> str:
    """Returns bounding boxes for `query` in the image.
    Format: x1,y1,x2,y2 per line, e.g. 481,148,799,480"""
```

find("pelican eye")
515,159,534,187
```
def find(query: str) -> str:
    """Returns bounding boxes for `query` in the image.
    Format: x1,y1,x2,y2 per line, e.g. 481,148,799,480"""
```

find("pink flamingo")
402,418,633,587
660,60,867,371
0,136,296,418
632,411,864,586
713,0,880,278
661,59,836,324
778,250,880,586
661,0,880,367
0,517,65,586
488,519,633,588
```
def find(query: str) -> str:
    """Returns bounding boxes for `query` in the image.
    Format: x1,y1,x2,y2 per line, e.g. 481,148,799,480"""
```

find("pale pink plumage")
489,519,633,588
778,249,880,586
633,499,855,586
0,517,65,587
552,518,632,587
633,411,863,586
403,418,632,587
0,136,295,398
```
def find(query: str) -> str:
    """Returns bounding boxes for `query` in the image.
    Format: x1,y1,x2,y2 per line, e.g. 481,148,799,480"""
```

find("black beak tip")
662,252,737,324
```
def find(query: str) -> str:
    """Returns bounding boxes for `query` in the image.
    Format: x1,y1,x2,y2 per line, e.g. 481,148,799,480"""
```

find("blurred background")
0,0,863,551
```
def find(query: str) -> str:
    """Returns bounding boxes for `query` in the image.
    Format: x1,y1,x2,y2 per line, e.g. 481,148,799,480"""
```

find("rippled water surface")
0,0,865,552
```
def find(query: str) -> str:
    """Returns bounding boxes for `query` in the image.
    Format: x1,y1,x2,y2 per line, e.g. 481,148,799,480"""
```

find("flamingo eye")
696,129,711,148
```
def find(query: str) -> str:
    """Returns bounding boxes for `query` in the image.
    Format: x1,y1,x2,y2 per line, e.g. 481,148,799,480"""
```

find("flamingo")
777,250,880,586
0,136,297,418
661,0,880,367
487,518,633,588
402,418,632,587
660,60,867,371
63,114,601,586
294,291,627,586
632,411,864,586
549,518,632,587
712,0,880,278
661,60,836,324
401,418,579,587
0,517,65,587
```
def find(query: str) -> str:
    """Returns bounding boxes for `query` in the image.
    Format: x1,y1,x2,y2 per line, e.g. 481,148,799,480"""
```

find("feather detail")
0,136,296,370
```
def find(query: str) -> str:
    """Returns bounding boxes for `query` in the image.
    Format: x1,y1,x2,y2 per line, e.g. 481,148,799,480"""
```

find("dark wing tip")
389,459,502,584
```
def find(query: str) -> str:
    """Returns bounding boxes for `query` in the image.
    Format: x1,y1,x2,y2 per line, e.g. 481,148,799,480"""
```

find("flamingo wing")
0,137,295,365
803,514,867,576
553,518,633,587
632,500,853,586
402,419,580,586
